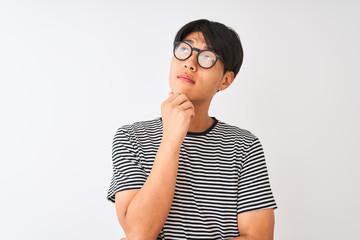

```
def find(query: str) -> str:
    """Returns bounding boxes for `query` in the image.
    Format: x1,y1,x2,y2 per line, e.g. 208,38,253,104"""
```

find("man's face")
169,32,230,104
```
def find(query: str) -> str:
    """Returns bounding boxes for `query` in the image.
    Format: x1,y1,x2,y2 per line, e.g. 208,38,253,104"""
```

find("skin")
116,32,274,240
169,32,234,132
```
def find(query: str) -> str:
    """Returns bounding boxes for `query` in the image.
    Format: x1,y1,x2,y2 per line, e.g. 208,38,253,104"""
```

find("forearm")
123,140,180,239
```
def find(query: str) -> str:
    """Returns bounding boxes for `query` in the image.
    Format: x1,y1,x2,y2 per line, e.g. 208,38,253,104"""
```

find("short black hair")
174,19,243,78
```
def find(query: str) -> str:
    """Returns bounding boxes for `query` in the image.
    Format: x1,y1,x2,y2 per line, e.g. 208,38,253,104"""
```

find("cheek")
169,57,185,82
169,58,178,78
202,71,223,88
169,58,178,90
209,66,226,87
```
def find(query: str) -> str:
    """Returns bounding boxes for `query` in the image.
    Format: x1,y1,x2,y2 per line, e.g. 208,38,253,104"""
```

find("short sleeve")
237,137,277,214
107,127,147,203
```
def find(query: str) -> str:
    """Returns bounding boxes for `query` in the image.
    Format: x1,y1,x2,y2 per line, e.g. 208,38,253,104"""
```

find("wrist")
160,136,183,153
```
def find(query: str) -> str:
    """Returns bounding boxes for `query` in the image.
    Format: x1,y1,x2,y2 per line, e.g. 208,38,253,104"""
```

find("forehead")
183,32,208,49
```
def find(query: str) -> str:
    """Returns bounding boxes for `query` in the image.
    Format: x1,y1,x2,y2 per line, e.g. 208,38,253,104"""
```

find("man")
107,19,277,240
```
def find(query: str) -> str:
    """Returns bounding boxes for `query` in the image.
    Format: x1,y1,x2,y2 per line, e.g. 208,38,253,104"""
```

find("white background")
1,0,359,239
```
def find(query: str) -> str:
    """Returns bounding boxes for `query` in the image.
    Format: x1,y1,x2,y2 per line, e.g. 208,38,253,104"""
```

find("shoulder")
116,118,162,135
114,118,162,143
215,119,258,142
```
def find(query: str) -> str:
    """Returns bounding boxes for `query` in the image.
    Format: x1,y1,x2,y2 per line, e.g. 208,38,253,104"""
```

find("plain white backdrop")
1,0,359,239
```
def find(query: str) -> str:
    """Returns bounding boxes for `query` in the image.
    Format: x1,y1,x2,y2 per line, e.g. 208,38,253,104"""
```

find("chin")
171,86,191,96
170,80,191,95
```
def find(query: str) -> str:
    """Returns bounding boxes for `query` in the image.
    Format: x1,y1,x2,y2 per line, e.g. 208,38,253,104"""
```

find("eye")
179,47,189,53
200,54,214,63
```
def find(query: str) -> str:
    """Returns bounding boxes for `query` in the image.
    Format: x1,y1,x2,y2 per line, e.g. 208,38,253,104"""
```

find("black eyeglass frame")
173,41,224,69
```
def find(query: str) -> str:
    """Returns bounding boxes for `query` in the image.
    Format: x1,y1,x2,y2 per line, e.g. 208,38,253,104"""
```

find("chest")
176,141,239,197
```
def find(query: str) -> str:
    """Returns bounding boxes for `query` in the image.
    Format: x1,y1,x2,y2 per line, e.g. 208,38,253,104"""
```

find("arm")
115,93,195,240
118,208,274,240
231,136,277,240
229,208,275,240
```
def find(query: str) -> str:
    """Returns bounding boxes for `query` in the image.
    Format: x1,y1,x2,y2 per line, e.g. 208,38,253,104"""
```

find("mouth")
178,74,195,84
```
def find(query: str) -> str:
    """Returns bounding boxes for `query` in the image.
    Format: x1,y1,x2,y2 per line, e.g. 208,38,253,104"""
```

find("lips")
178,74,195,84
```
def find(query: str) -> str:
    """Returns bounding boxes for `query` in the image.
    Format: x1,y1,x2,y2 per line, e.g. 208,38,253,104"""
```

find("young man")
107,19,277,240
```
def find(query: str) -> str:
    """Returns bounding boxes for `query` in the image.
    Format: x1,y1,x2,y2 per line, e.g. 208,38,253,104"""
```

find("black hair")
174,19,243,78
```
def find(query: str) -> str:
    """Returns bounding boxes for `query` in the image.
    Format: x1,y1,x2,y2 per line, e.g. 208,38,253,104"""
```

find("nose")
184,52,198,71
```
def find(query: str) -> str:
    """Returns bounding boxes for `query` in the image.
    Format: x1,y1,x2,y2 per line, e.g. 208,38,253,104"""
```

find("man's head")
174,19,243,78
169,19,243,103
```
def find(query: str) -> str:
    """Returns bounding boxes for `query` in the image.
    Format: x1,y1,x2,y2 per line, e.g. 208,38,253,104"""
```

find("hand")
161,92,195,146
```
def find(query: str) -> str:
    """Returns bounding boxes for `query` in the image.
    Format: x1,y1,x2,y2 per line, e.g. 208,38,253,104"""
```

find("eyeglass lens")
174,42,217,69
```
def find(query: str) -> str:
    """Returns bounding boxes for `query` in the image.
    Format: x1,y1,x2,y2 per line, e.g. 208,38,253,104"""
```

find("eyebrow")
184,39,194,45
183,39,214,51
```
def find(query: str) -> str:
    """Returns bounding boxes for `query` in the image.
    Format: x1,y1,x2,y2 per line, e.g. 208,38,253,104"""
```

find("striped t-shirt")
107,117,277,239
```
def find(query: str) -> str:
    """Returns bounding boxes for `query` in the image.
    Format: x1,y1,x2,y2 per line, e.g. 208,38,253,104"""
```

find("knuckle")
180,93,188,100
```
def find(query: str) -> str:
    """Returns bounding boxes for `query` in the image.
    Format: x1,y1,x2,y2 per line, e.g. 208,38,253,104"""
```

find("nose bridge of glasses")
185,46,199,62
182,46,198,70
192,47,201,53
189,47,202,63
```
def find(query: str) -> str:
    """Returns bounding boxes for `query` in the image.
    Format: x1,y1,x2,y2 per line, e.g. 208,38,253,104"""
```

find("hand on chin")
170,87,192,98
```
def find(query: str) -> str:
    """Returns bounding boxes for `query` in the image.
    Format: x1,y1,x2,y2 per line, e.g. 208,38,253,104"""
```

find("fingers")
168,93,194,116
185,107,195,119
179,100,195,118
161,92,194,143
168,93,190,106
178,100,194,111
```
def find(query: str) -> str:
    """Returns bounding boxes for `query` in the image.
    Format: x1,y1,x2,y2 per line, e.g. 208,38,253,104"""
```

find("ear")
218,71,235,91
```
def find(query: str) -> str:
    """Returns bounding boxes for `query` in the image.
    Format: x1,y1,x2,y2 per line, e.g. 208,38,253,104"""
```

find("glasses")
173,41,224,69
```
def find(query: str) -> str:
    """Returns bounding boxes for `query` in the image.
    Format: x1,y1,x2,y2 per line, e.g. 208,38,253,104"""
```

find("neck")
188,101,214,133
